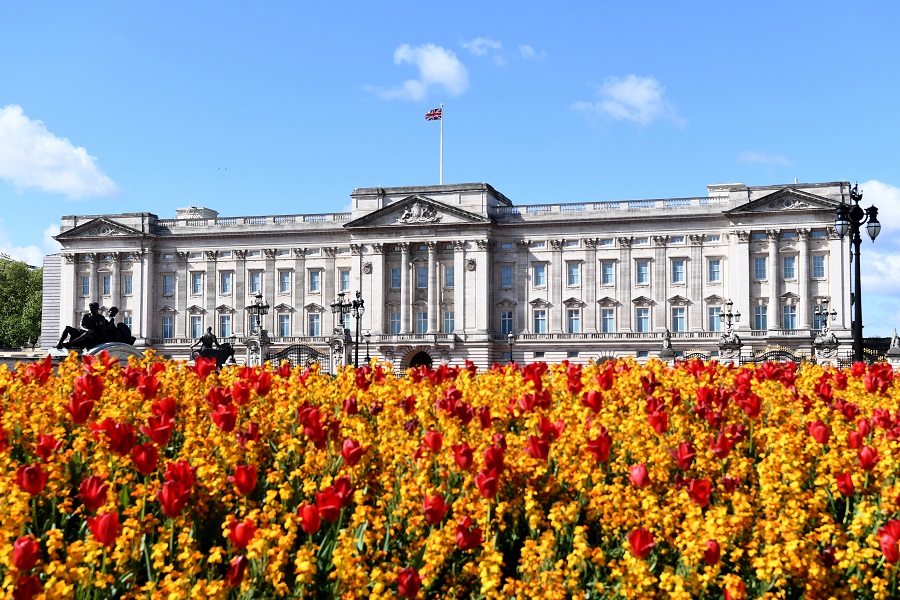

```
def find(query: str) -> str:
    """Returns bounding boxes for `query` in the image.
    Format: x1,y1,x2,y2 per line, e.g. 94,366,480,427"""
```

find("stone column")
263,249,276,334
110,253,120,306
652,236,667,331
293,248,306,335
427,242,438,333
516,240,529,334
689,235,703,331
234,250,247,336
453,241,466,334
473,240,490,335
827,227,849,331
617,238,633,332
60,253,77,339
137,249,153,342
767,230,780,330
370,244,385,335
88,253,98,304
550,239,564,333
176,252,189,338
400,243,410,334
205,251,217,330
797,229,810,329
584,239,598,333
324,247,338,330
731,232,751,333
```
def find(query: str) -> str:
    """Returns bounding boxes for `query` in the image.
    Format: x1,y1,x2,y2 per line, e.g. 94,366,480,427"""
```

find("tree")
0,259,42,348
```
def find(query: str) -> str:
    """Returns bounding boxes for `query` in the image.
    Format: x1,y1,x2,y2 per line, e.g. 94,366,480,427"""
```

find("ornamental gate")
266,344,331,374
740,346,806,365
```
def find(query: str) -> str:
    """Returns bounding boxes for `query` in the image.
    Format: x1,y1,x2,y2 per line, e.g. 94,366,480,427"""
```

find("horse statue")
195,343,236,369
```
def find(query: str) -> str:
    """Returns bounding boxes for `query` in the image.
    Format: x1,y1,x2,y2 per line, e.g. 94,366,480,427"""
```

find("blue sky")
3,1,900,334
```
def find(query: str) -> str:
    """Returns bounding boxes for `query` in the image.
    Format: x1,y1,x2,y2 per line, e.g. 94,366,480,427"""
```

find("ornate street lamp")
814,298,837,334
507,332,515,363
245,292,270,335
364,331,371,364
351,292,365,367
834,184,880,363
723,299,741,335
330,292,350,331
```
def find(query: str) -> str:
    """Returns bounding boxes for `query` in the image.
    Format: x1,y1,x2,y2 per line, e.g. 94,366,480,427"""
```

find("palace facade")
42,180,853,368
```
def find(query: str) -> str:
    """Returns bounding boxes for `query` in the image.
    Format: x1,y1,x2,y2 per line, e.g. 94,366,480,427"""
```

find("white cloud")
366,44,469,101
0,221,59,267
462,37,502,56
518,44,547,60
0,105,118,199
737,151,793,167
572,75,685,127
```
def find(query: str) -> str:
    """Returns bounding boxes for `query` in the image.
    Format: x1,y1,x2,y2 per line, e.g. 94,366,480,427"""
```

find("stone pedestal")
329,327,351,373
245,329,271,367
717,330,743,364
813,331,840,367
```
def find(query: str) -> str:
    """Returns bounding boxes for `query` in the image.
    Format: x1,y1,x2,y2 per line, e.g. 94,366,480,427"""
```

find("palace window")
124,274,133,296
671,260,685,284
443,311,454,333
636,308,650,333
339,269,351,291
389,312,401,334
500,265,513,288
671,307,686,332
416,311,428,334
708,306,722,332
162,316,174,339
191,315,202,338
249,271,262,293
390,268,401,289
219,314,231,338
567,309,581,333
636,260,650,285
533,309,547,334
308,313,320,337
416,266,427,289
533,264,547,287
782,304,797,330
163,274,174,296
500,310,513,334
192,273,203,295
601,262,614,285
102,275,111,296
220,272,232,294
754,306,767,331
280,270,292,293
813,255,826,278
567,262,580,286
754,257,767,280
308,270,321,292
783,256,796,280
601,308,615,333
708,259,721,283
444,266,454,288
278,314,291,337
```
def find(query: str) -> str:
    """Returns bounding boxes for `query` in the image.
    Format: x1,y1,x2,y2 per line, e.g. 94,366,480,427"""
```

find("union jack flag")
425,107,442,121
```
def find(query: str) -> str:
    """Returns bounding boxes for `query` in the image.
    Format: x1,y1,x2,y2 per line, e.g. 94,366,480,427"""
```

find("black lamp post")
351,291,365,367
245,291,270,334
330,291,350,331
507,332,515,363
834,184,880,363
814,297,837,334
364,331,371,364
723,299,741,334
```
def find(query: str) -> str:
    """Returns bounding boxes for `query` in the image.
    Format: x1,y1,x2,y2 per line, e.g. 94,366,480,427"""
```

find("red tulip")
105,421,136,456
627,527,655,559
525,435,550,461
836,472,854,496
647,409,668,434
74,373,104,401
878,520,900,564
87,511,120,547
193,356,217,380
333,476,354,507
848,430,863,449
316,487,343,522
475,469,500,499
423,430,443,453
152,396,177,418
165,460,196,489
211,403,238,432
721,476,741,493
807,420,830,445
206,386,232,410
581,390,603,413
78,475,109,513
670,441,696,471
822,545,837,568
15,464,48,496
228,464,258,496
13,575,42,600
253,371,273,397
12,536,41,571
477,405,493,429
64,392,94,424
342,396,358,415
703,539,721,565
137,373,160,400
629,464,650,489
140,414,174,446
858,445,880,471
483,444,505,473
341,437,364,467
236,422,260,449
455,516,484,550
231,381,251,406
225,554,249,587
132,443,159,476
687,478,712,507
858,418,873,437
298,504,321,534
452,442,474,471
34,433,63,460
709,430,733,459
423,493,448,525
157,481,191,517
227,518,257,549
587,427,612,463
397,567,421,598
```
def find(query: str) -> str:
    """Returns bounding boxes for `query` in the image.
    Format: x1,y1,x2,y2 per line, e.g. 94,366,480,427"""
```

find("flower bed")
1,353,900,599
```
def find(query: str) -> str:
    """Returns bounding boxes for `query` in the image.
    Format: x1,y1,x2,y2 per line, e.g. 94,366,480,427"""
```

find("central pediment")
344,195,490,229
725,188,841,215
55,217,150,240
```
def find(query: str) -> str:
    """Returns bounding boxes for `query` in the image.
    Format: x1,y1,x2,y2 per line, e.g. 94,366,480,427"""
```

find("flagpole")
439,103,443,185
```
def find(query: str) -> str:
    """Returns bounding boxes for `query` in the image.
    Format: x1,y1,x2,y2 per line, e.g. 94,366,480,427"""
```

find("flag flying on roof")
425,107,442,121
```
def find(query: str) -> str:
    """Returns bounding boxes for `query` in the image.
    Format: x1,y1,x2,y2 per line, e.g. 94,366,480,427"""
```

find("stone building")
42,180,852,368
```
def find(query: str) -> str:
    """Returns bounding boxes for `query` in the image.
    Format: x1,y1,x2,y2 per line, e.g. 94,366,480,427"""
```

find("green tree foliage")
0,259,42,348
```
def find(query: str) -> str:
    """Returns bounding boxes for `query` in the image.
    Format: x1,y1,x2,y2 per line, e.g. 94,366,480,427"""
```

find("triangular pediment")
529,297,552,308
597,296,618,307
704,294,726,305
495,298,517,309
55,217,149,240
215,304,235,313
725,188,841,215
186,305,205,314
667,295,691,306
273,303,294,312
159,305,177,314
632,295,654,306
563,297,586,308
344,195,490,229
304,303,325,313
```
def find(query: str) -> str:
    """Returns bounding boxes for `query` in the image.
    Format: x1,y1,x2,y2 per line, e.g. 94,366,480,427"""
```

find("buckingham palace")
41,180,855,368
